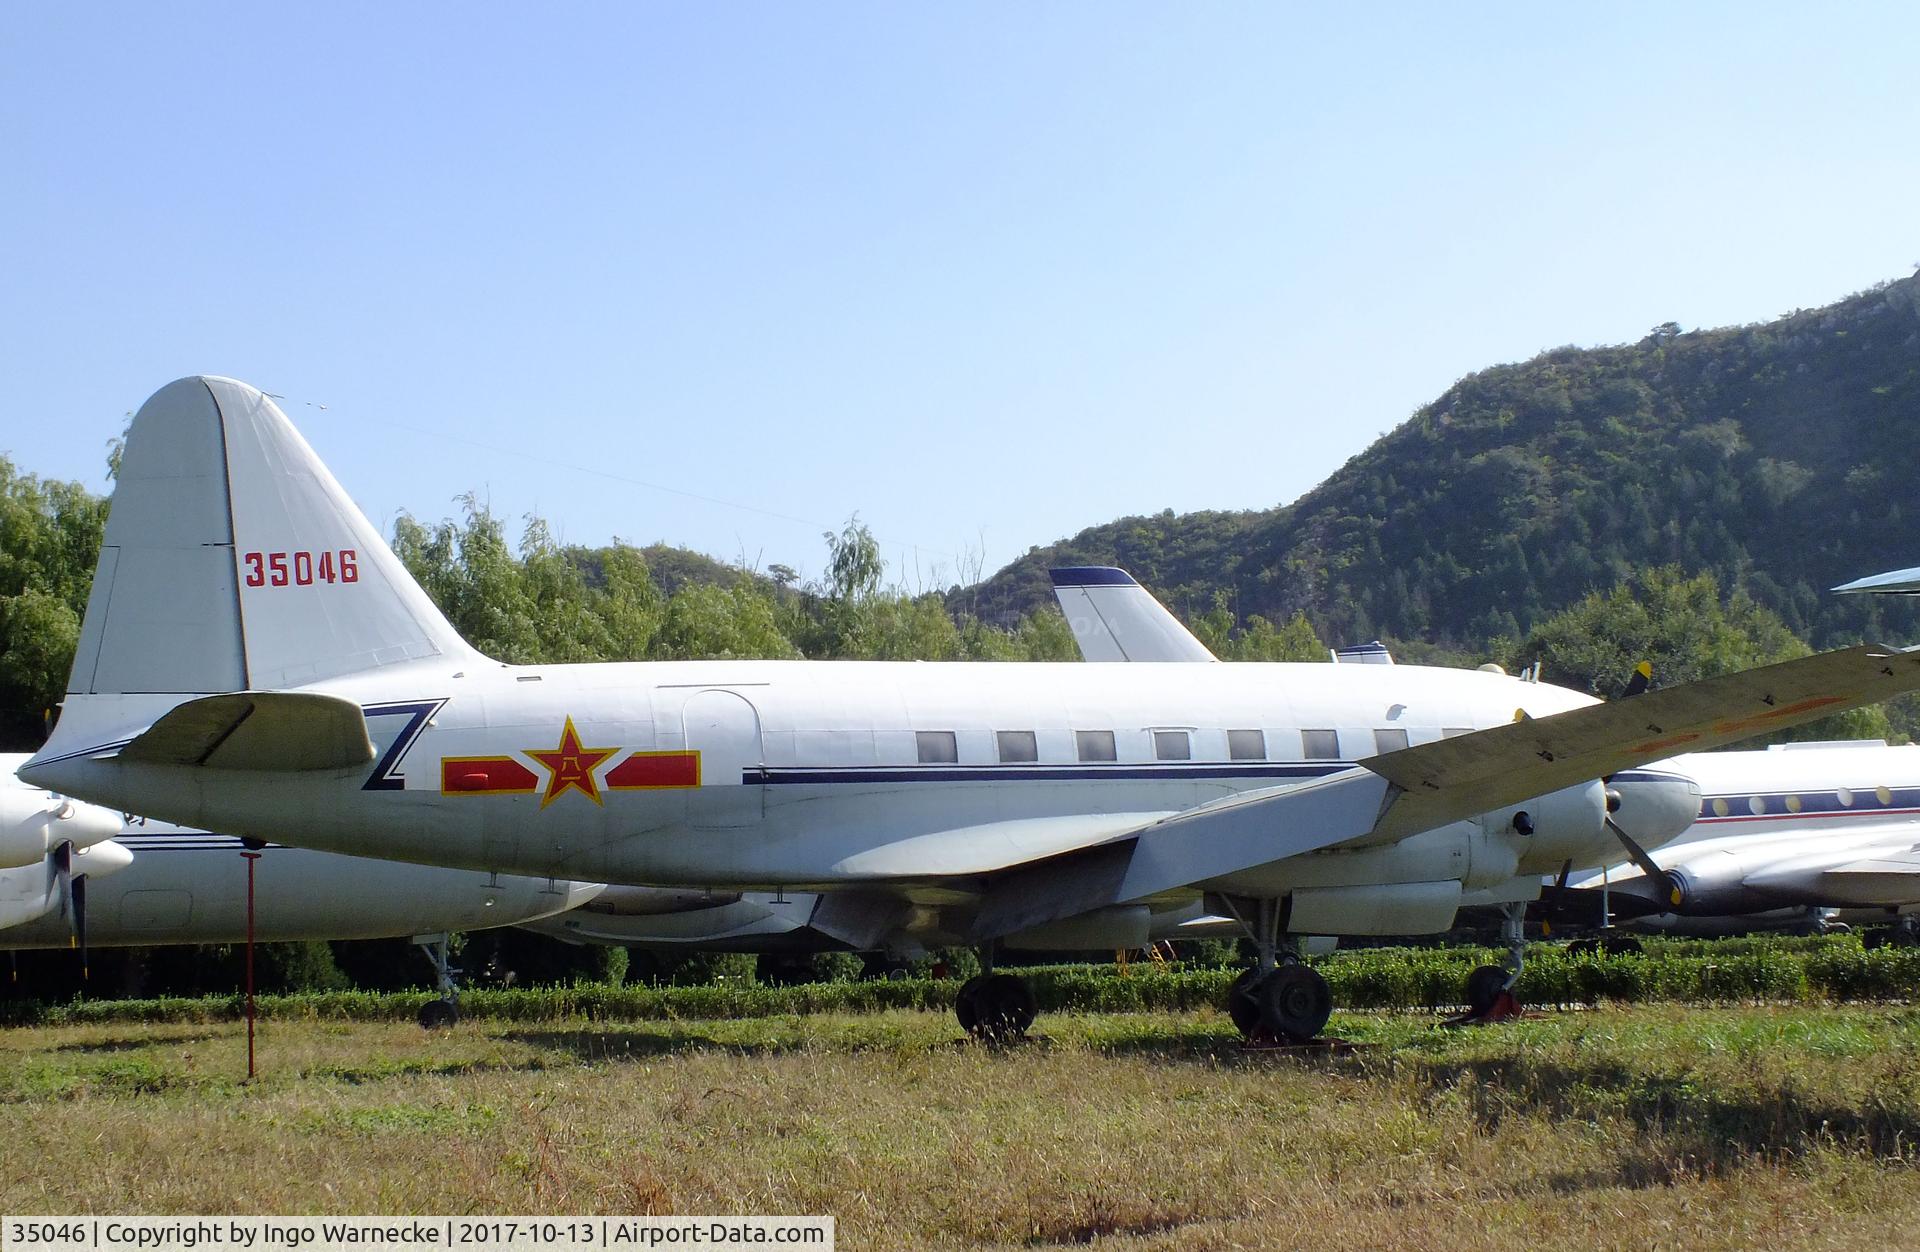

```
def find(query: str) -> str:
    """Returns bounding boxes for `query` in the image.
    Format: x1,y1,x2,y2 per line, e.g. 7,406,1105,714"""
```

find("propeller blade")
1604,813,1672,887
51,840,73,925
1621,660,1653,698
72,874,89,981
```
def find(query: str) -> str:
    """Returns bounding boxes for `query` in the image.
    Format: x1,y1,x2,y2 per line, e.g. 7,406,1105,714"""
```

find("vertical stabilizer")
1048,567,1218,663
65,376,479,710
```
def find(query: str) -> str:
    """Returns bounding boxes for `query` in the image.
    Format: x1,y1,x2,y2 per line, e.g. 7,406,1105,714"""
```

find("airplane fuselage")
39,656,1622,906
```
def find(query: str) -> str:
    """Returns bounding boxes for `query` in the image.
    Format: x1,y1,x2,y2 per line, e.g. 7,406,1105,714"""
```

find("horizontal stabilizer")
120,692,374,771
1365,643,1920,843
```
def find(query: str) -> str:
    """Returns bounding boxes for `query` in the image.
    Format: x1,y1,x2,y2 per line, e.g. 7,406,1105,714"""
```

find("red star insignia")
526,717,618,808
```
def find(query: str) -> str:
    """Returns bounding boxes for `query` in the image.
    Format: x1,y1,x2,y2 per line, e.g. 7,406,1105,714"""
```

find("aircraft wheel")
1227,968,1264,1038
969,973,1037,1042
418,998,459,1030
1599,933,1643,957
1566,938,1601,958
954,976,985,1035
1464,965,1511,1016
1254,964,1331,1044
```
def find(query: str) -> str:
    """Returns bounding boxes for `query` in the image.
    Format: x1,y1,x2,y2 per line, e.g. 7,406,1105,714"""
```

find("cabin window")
1748,795,1767,815
1711,798,1731,817
996,730,1038,763
1153,730,1191,761
1878,785,1895,806
1785,795,1803,813
1838,788,1855,807
1076,730,1117,762
1302,729,1339,760
916,731,958,764
1373,728,1409,754
1227,729,1266,761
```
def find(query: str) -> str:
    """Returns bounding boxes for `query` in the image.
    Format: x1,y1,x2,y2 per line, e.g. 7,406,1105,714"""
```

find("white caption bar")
3,1219,833,1252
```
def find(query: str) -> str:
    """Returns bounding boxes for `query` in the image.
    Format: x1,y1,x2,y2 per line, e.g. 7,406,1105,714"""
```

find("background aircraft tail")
59,376,477,728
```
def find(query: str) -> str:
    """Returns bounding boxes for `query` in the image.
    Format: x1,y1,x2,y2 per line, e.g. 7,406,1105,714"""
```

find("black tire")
974,973,1037,1041
1464,965,1511,1016
418,998,459,1030
1227,968,1264,1039
1255,964,1332,1043
954,976,985,1034
1566,938,1601,958
1600,933,1643,957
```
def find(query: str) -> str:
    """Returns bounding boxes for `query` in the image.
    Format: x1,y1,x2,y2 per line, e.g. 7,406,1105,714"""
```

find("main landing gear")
413,933,461,1030
1220,897,1332,1045
1863,914,1920,949
955,945,1037,1042
1451,902,1527,1026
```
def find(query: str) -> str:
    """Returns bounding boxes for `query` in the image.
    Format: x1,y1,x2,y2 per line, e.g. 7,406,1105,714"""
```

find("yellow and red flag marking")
440,719,701,800
442,756,539,795
606,751,701,790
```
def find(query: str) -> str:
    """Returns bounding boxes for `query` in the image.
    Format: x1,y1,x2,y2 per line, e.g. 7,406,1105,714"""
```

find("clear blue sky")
5,4,1917,587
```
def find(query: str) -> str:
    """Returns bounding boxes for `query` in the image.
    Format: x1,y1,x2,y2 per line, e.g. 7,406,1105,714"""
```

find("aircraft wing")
1834,566,1920,595
969,643,1920,941
1809,850,1920,904
1362,643,1920,843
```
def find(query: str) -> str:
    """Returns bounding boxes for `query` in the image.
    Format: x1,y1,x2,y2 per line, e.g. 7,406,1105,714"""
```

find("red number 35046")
242,549,358,588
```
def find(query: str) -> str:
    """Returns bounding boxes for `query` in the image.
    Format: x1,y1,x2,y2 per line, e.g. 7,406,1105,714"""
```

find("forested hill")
965,275,1920,652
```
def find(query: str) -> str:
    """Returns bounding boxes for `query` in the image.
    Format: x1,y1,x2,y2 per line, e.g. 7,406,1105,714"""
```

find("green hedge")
7,936,1919,1026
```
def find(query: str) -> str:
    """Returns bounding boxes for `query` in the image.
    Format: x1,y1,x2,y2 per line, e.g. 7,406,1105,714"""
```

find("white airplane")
1,756,603,1021
23,377,1920,1043
1563,741,1920,937
526,571,1393,954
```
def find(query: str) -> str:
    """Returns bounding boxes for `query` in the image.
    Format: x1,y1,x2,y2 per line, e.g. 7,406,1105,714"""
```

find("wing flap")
119,691,375,771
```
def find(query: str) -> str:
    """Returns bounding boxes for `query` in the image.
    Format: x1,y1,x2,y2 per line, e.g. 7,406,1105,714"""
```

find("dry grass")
4,1006,1920,1249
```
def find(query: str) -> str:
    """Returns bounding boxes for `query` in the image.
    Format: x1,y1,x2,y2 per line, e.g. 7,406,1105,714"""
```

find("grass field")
7,1004,1920,1249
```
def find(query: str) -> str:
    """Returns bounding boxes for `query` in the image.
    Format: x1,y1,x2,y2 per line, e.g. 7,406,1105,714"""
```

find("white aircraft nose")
73,838,134,878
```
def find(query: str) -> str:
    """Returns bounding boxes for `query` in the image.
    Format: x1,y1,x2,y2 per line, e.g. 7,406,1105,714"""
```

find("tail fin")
67,376,478,705
1048,567,1218,663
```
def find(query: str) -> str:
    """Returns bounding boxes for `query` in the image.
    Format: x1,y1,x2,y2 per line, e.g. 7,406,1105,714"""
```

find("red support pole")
242,850,261,1080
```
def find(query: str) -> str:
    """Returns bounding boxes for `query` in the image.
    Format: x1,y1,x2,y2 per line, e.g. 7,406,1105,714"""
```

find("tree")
0,455,108,748
1510,566,1895,742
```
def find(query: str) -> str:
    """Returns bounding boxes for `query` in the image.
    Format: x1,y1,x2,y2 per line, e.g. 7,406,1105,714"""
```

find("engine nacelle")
0,838,134,930
1284,880,1462,936
1659,846,1773,916
580,885,745,917
1479,781,1609,875
0,781,124,870
1004,905,1151,951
